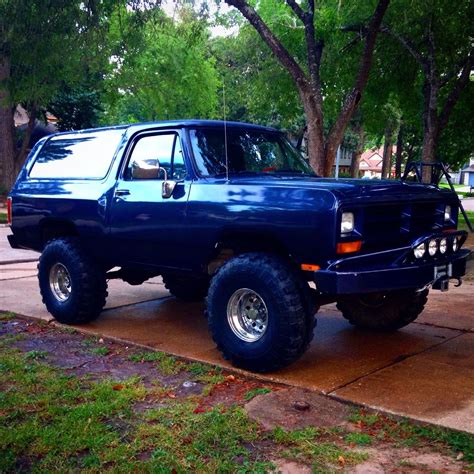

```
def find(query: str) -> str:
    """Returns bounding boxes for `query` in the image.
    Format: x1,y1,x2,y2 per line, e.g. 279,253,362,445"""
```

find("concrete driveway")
1,226,473,434
461,197,474,211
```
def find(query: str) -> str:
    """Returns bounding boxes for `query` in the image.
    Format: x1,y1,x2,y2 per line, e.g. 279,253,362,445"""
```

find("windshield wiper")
274,169,317,177
212,170,264,178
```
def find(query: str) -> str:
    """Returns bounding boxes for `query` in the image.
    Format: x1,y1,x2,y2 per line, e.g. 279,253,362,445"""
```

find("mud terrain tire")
207,253,314,372
336,289,429,331
38,238,108,324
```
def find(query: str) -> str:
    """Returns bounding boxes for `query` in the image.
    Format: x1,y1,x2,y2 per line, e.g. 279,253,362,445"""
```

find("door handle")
115,189,130,197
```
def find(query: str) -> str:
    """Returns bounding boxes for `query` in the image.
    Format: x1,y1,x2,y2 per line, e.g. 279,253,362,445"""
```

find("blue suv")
7,120,471,372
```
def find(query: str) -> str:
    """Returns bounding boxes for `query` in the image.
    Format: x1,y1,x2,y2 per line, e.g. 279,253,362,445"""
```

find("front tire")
38,238,108,324
336,288,429,331
207,253,314,372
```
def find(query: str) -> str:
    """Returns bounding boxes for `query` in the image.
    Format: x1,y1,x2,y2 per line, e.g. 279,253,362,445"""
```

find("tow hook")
434,277,449,292
433,276,462,292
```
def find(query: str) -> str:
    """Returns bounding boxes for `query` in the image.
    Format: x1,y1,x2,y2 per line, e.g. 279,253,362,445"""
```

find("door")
108,130,191,270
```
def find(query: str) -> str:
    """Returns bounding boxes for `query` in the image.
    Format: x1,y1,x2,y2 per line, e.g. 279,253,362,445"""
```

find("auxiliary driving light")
444,205,452,222
452,236,460,252
428,239,438,256
439,238,447,254
414,243,426,259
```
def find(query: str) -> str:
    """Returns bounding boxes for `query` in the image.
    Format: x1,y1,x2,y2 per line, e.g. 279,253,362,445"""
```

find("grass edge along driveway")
0,312,473,473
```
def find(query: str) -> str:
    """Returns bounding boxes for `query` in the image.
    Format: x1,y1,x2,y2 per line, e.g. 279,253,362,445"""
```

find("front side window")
189,127,315,177
29,129,125,179
126,133,186,180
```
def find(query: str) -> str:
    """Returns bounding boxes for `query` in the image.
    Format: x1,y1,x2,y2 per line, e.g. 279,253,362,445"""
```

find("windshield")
189,128,315,177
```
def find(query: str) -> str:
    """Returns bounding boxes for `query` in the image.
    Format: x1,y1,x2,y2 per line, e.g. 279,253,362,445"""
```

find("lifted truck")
7,120,471,372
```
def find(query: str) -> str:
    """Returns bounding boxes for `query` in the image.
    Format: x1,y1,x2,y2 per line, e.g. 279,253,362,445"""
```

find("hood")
225,175,455,204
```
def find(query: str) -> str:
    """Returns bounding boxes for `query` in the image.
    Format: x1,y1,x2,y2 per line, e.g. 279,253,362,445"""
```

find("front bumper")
314,231,471,294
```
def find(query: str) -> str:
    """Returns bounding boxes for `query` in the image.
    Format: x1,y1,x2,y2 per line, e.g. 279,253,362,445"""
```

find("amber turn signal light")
336,240,362,254
301,263,320,272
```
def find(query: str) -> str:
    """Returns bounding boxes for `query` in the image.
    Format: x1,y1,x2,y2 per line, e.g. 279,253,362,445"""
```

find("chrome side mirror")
156,160,177,199
162,180,177,199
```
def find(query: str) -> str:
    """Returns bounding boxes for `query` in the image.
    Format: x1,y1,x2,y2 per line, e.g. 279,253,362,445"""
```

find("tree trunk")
15,105,37,175
301,91,325,176
421,125,438,164
395,125,403,178
350,123,364,178
225,0,390,177
381,125,393,178
0,55,16,192
420,79,439,183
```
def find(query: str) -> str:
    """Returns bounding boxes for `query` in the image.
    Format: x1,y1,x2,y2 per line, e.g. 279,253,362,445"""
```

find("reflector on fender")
7,197,12,226
301,263,320,271
336,241,362,254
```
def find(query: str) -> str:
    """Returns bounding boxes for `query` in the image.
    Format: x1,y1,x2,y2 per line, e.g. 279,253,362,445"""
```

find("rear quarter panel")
9,131,129,260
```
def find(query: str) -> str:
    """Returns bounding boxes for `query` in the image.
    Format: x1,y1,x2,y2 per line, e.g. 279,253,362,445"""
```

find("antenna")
223,81,229,182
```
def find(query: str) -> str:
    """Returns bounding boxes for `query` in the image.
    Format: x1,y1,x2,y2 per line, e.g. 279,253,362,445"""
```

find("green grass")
2,321,472,473
0,312,16,321
347,409,474,468
90,347,110,356
439,183,473,198
25,350,48,360
345,432,373,446
244,387,272,401
348,410,381,426
187,362,212,376
397,422,474,465
128,350,184,375
271,426,369,470
458,211,474,231
0,348,274,472
0,210,7,224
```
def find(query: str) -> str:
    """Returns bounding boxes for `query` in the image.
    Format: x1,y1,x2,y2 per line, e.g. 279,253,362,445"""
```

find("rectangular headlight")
444,205,452,222
341,212,354,234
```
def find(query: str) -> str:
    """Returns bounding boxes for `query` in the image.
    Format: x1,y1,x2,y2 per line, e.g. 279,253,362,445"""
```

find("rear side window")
29,129,125,179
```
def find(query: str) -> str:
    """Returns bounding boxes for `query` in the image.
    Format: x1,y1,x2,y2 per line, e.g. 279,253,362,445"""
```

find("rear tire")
207,253,314,372
162,274,209,302
336,288,429,331
38,238,108,324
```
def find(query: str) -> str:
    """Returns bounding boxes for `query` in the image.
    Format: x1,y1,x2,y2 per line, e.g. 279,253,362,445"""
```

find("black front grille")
362,201,442,251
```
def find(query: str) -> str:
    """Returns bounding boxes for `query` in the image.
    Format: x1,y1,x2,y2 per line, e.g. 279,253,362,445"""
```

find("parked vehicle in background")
7,120,471,372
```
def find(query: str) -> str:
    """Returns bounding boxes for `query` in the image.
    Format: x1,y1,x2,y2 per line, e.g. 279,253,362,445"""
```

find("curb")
0,258,38,266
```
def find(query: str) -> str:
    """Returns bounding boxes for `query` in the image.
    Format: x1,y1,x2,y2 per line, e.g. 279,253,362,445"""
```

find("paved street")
1,226,473,433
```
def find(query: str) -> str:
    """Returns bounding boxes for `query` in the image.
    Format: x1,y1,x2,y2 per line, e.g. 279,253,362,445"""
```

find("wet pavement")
1,226,473,433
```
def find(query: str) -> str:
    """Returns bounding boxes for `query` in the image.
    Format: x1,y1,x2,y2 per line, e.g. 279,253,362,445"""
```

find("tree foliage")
102,6,220,124
1,0,473,191
0,0,118,188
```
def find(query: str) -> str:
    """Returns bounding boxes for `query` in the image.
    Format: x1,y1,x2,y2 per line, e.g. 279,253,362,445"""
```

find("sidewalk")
461,197,474,211
0,225,38,264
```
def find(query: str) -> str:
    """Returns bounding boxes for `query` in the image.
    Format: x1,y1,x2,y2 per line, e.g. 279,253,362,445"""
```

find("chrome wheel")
227,288,268,342
49,263,72,302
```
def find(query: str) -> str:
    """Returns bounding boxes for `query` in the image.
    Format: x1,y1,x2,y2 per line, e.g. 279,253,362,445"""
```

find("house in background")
359,146,396,178
332,147,353,176
460,157,474,188
14,105,57,150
